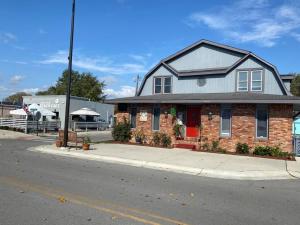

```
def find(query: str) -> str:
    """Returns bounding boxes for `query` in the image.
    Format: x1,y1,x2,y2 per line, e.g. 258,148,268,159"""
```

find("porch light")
164,110,168,118
208,112,213,120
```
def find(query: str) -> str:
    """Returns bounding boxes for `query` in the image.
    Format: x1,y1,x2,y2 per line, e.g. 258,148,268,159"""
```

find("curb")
29,146,297,180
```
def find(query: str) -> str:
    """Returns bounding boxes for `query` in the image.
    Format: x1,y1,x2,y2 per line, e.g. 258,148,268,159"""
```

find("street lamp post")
63,0,76,147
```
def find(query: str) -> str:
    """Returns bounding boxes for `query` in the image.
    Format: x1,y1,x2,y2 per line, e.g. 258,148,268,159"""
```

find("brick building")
107,40,300,152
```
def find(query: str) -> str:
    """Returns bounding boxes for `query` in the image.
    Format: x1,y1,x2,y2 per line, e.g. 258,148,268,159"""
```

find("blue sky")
1,0,300,100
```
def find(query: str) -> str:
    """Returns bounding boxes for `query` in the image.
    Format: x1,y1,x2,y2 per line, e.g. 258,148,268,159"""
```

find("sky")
1,0,300,100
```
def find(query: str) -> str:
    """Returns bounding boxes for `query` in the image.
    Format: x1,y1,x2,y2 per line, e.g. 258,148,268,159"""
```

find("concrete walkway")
30,143,300,180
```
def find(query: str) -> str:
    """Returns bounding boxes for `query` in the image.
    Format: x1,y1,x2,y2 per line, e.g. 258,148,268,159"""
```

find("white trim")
251,70,263,92
237,71,249,92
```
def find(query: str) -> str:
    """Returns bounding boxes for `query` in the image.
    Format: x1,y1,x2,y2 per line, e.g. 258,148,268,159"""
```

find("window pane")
221,109,231,136
252,71,262,80
238,72,248,81
252,71,262,91
164,77,172,93
155,78,161,85
130,108,137,128
164,77,171,86
238,71,248,91
257,109,268,138
153,107,160,130
164,85,171,93
155,85,161,94
154,78,162,94
252,81,262,91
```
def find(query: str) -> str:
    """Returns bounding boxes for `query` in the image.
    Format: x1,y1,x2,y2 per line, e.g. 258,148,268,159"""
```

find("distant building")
0,102,20,117
23,95,114,129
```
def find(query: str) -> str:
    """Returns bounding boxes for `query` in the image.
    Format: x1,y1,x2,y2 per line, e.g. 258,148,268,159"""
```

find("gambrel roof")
137,39,289,96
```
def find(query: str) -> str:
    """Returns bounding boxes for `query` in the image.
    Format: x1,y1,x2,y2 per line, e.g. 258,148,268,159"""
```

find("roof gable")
137,39,289,96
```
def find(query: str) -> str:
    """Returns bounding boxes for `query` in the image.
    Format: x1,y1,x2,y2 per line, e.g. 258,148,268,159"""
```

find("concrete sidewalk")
30,143,300,180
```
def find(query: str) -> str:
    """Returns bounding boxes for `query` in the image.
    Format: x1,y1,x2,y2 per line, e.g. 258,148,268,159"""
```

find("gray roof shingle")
105,93,300,104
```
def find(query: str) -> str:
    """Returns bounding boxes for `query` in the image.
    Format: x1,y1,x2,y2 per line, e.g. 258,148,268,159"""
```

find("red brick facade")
115,103,293,153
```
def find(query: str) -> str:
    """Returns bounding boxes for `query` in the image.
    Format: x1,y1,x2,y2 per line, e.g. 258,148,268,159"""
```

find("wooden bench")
58,130,84,149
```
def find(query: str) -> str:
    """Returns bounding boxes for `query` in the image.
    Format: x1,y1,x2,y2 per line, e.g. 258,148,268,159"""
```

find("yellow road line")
0,176,191,225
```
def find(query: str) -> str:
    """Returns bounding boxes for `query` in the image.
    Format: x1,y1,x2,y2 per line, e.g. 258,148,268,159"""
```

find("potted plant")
55,139,63,147
82,136,91,150
173,118,184,140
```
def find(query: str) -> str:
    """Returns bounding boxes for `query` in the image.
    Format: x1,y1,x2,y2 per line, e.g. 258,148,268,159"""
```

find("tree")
36,70,106,101
290,73,300,96
4,92,31,105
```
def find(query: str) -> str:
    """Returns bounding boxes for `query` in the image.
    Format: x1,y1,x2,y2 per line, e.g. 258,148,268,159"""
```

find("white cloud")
38,50,149,75
10,75,25,84
99,75,118,85
22,88,40,94
187,0,300,47
104,86,135,98
0,32,17,44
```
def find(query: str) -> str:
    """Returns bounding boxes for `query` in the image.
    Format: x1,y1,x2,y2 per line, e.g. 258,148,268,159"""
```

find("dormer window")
237,71,248,91
154,77,172,94
251,70,263,91
154,77,162,94
237,69,263,92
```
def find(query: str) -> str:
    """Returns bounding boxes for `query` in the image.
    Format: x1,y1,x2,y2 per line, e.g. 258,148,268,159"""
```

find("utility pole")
135,74,140,96
63,0,76,147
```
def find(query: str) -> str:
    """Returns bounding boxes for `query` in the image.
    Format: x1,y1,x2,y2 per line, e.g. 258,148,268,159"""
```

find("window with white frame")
164,77,172,93
256,105,268,138
237,71,248,91
251,70,263,91
154,77,162,94
154,77,172,94
220,106,231,137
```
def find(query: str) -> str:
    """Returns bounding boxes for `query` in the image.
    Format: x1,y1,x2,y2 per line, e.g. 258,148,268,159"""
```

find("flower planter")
82,143,90,151
56,140,62,148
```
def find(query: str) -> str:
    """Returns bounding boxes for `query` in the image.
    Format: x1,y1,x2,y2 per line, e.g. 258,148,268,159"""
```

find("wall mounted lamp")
208,111,213,120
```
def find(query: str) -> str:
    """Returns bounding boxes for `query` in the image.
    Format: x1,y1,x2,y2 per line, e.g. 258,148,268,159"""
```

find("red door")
186,107,201,137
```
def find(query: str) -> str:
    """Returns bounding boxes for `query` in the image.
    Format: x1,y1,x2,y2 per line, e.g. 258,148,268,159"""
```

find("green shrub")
160,133,172,147
202,140,227,153
253,145,289,158
202,143,210,151
152,132,161,146
112,120,132,142
236,143,250,154
211,140,220,152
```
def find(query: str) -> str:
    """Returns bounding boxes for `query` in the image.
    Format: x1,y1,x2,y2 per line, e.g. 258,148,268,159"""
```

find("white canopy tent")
28,103,55,116
9,108,28,116
70,108,100,116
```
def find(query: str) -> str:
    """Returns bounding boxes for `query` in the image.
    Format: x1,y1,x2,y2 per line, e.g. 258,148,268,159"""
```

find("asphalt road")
0,138,300,225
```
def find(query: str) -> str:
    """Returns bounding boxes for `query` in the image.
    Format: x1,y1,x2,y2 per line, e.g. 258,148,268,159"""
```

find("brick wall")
115,103,294,153
115,104,174,144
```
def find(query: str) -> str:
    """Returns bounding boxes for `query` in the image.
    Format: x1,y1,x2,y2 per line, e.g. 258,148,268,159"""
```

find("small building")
107,39,300,153
0,102,20,117
23,95,114,129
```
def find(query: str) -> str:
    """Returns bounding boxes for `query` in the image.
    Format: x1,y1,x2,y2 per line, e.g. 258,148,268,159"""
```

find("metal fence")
0,118,60,133
71,121,109,132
